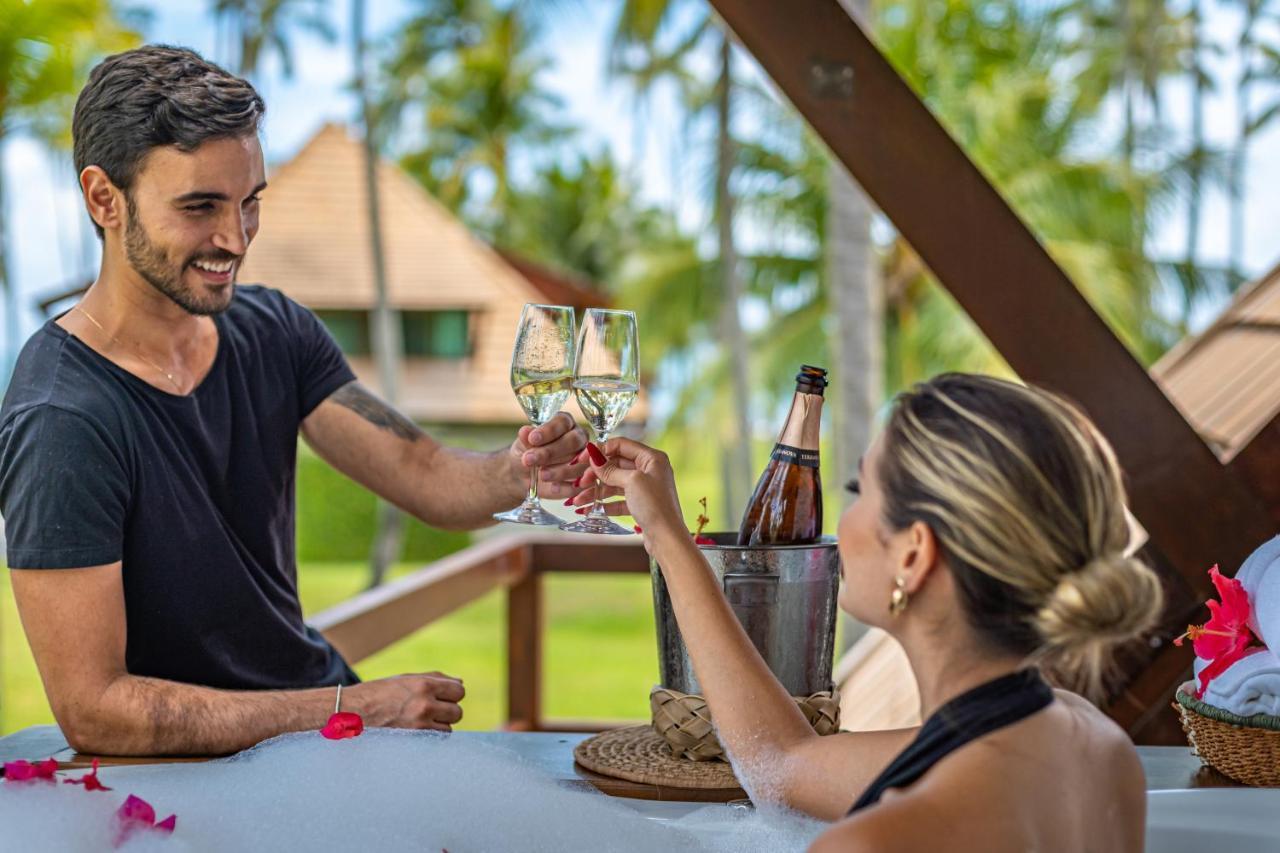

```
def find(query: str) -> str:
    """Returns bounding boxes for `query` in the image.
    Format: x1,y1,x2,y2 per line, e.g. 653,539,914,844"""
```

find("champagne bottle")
736,365,827,546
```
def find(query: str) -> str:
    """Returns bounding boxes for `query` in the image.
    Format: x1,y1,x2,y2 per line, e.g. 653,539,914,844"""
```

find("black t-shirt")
0,285,359,690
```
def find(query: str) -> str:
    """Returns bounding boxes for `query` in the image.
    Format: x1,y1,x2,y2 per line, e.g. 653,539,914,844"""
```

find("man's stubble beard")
124,195,237,317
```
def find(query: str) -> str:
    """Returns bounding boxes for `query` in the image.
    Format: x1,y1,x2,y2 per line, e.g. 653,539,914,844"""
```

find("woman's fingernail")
563,498,575,507
575,507,587,514
633,525,643,534
586,443,607,467
572,475,582,488
571,449,585,464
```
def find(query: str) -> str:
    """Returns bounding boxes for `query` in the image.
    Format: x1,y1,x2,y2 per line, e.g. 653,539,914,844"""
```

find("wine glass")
560,308,639,536
494,304,576,526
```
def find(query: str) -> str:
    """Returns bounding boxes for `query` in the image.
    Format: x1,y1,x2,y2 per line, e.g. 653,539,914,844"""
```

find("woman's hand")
567,438,685,536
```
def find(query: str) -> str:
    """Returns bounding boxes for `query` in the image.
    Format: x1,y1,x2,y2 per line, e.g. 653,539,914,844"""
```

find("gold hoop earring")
889,576,909,617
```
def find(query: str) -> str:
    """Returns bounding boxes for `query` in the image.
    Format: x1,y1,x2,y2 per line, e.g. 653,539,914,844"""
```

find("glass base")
558,514,634,536
493,502,564,526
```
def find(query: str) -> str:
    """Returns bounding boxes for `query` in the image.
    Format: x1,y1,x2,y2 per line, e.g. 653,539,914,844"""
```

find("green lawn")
1,562,658,735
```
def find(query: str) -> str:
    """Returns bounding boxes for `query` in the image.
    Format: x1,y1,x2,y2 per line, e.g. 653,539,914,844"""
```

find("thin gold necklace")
74,305,184,393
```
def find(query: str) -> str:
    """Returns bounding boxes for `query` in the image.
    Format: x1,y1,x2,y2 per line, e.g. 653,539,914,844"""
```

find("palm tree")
351,0,406,589
729,0,1174,392
828,0,879,521
1225,0,1280,280
1184,0,1209,272
505,149,682,287
386,0,568,244
609,1,754,520
208,0,334,79
0,0,138,388
1068,0,1190,166
879,0,1175,365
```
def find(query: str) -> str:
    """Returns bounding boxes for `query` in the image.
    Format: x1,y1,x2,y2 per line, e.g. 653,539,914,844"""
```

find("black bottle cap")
796,365,828,392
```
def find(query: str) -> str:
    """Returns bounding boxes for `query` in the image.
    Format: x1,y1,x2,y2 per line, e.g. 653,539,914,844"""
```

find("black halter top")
848,668,1054,815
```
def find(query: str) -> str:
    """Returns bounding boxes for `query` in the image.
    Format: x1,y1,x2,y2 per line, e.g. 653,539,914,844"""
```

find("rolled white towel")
1235,535,1280,648
1195,648,1280,717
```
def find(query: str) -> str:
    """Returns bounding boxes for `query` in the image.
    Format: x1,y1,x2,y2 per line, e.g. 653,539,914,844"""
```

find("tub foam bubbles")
0,730,825,851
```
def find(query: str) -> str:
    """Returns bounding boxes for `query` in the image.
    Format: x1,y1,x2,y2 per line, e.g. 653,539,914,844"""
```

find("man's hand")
507,411,589,501
304,383,586,529
346,672,465,731
11,562,469,754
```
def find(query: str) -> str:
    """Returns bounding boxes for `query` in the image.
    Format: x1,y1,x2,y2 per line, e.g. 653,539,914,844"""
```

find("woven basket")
1174,684,1280,786
650,685,840,762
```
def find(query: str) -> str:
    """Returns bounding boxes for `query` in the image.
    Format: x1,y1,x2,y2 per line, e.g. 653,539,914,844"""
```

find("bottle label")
771,443,819,469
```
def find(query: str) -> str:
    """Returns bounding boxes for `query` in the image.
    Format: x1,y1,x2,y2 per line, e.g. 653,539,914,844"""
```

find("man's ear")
80,166,126,234
899,520,941,595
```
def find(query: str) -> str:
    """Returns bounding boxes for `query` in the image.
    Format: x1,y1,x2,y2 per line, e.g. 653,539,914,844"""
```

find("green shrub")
296,449,470,563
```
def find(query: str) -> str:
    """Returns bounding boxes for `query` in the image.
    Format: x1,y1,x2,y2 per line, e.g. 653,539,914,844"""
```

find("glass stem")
527,466,541,505
589,430,608,518
590,480,607,517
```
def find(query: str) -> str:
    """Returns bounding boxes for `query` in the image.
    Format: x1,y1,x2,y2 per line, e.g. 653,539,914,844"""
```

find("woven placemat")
574,725,743,791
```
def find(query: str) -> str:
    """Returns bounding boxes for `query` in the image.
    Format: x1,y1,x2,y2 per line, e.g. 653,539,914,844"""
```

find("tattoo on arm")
330,382,423,443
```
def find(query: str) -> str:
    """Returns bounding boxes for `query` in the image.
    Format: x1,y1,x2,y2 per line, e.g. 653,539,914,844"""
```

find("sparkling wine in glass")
494,304,575,526
561,308,639,536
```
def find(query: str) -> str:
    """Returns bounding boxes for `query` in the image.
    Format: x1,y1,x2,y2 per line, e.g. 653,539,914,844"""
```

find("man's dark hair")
73,45,265,238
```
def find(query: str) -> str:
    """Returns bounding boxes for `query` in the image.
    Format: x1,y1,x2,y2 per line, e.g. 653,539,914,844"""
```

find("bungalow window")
315,309,470,359
315,310,371,356
402,310,470,359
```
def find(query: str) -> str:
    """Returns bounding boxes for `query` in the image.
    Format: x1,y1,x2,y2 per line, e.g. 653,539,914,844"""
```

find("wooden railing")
310,533,650,732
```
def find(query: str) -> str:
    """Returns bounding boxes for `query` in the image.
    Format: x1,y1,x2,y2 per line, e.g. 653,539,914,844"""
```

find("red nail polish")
633,525,643,534
575,507,587,514
563,498,575,507
586,443,607,467
572,475,583,488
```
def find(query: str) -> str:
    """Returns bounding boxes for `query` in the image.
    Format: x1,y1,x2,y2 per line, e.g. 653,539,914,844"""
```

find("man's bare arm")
11,564,464,755
301,381,586,530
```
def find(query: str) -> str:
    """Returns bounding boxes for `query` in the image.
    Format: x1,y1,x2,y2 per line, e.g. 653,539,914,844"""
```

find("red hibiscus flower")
64,758,112,792
113,794,176,848
3,758,58,783
1174,565,1262,698
320,711,364,740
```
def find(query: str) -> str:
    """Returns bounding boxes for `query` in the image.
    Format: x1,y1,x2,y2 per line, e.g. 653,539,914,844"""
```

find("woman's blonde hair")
878,374,1163,700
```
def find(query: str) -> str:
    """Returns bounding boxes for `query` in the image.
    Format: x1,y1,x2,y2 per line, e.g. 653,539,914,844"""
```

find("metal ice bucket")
651,533,842,696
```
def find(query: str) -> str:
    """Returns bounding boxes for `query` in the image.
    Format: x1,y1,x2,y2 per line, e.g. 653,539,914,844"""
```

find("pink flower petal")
320,711,364,740
4,760,37,781
113,795,177,848
117,794,157,826
4,758,58,783
64,758,112,791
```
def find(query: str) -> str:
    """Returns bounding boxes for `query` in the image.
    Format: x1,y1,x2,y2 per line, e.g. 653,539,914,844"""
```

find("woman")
571,373,1163,852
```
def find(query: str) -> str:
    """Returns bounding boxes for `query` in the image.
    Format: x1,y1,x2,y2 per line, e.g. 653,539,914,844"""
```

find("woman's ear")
898,520,940,595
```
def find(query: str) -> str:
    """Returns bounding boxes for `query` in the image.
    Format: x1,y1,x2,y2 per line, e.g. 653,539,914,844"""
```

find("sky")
3,0,1280,373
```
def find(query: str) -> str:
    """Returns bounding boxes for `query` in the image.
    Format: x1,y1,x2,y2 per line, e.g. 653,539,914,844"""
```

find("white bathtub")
1145,789,1280,851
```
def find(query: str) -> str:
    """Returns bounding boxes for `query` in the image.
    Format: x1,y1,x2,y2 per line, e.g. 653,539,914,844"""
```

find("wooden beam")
312,535,528,663
506,567,544,731
1228,411,1280,526
706,0,1276,593
528,535,650,574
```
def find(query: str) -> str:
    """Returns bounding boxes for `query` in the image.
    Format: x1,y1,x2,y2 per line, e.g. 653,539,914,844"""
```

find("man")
0,46,588,756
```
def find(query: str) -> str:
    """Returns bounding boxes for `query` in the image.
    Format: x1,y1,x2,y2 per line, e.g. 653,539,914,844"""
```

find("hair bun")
1032,553,1163,697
